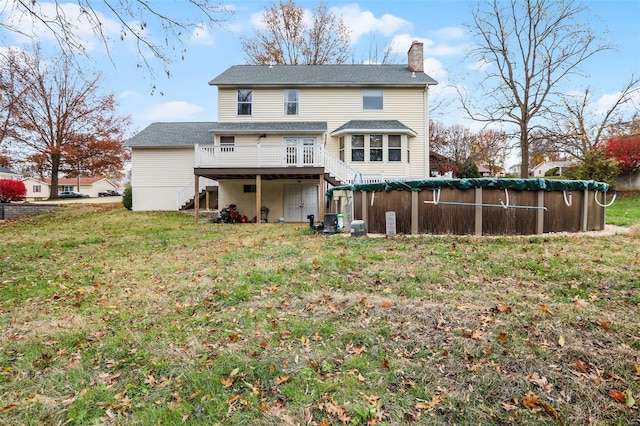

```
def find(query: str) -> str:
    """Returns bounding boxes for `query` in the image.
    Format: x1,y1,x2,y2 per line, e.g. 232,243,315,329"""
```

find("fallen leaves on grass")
381,300,393,308
1,403,18,413
610,389,636,408
414,394,443,410
598,319,610,330
527,372,553,392
523,391,565,425
275,374,290,385
610,389,626,403
318,398,350,424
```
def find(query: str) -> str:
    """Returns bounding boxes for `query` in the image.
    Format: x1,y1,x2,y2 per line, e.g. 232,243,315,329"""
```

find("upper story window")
388,135,401,162
363,89,383,110
220,136,235,152
237,89,252,115
284,89,299,115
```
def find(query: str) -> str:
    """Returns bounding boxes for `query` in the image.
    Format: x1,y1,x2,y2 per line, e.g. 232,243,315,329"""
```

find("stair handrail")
176,177,216,210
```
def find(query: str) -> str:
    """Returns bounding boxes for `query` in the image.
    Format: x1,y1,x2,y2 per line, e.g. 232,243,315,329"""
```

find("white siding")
85,180,118,197
218,179,319,223
22,178,50,200
217,86,428,178
130,147,196,211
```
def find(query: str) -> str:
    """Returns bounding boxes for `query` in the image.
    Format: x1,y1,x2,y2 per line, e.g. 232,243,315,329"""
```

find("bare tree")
0,1,231,79
547,76,640,159
0,50,24,147
241,0,351,65
4,46,130,199
358,36,401,64
462,0,611,177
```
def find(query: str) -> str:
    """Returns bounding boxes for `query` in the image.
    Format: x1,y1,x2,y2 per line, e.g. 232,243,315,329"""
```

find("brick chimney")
407,41,424,73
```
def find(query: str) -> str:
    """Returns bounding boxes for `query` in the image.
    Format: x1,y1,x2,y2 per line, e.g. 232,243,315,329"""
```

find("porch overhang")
330,120,417,137
209,121,327,136
195,166,327,181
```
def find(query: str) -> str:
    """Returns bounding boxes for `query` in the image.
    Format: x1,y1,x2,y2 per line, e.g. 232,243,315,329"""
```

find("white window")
388,135,401,162
284,89,299,115
351,135,364,162
339,137,345,162
237,89,252,115
220,136,235,152
62,185,74,192
33,185,41,193
370,135,383,162
363,89,383,110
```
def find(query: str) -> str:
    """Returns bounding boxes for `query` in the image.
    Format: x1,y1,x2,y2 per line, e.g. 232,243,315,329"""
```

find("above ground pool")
326,178,614,236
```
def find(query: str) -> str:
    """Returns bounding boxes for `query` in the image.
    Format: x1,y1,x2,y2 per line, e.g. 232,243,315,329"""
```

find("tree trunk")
520,125,530,178
49,153,61,200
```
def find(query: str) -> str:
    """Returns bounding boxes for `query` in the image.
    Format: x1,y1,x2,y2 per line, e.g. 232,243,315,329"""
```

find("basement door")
284,184,318,222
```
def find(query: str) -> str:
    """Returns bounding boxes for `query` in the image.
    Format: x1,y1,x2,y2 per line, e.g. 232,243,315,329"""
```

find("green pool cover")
326,178,610,202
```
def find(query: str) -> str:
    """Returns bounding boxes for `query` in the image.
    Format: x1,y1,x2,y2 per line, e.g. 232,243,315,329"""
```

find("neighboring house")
0,166,20,180
126,41,438,222
22,177,119,200
531,161,573,177
22,177,51,200
506,164,521,176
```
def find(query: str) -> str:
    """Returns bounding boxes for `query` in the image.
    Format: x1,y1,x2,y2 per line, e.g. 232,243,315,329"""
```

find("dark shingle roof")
331,120,417,136
0,166,19,175
125,122,216,147
125,122,328,147
209,65,437,87
210,122,326,134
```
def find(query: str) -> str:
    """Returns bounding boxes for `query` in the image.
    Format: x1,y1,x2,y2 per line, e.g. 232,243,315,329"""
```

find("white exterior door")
284,184,318,222
284,137,316,166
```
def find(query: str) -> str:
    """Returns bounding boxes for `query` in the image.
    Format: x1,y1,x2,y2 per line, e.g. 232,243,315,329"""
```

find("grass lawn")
606,192,640,227
1,200,638,425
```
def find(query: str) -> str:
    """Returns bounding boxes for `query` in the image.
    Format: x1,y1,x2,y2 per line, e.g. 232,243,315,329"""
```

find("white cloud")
190,23,215,45
1,0,121,51
333,4,409,45
593,90,640,116
469,58,491,71
140,101,204,120
433,27,466,40
119,90,140,99
424,58,448,83
389,34,467,57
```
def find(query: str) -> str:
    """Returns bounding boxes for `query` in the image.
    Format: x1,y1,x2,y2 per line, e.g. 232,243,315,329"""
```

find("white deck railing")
177,144,385,210
195,144,384,184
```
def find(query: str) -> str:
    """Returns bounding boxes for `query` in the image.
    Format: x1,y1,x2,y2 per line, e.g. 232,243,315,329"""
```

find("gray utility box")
350,220,366,237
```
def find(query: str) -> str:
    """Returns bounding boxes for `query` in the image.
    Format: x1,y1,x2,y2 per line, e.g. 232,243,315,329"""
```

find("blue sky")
2,0,639,144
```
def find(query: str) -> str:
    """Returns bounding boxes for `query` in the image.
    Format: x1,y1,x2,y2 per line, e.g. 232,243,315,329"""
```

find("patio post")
256,174,262,223
318,174,325,219
194,174,199,225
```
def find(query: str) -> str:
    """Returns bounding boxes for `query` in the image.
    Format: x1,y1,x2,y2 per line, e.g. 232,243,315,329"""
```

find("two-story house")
126,41,437,222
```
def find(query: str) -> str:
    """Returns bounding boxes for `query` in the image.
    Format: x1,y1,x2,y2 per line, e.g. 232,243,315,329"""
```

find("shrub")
544,167,558,177
564,148,620,187
0,179,27,202
122,186,132,210
604,135,640,174
461,162,481,178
